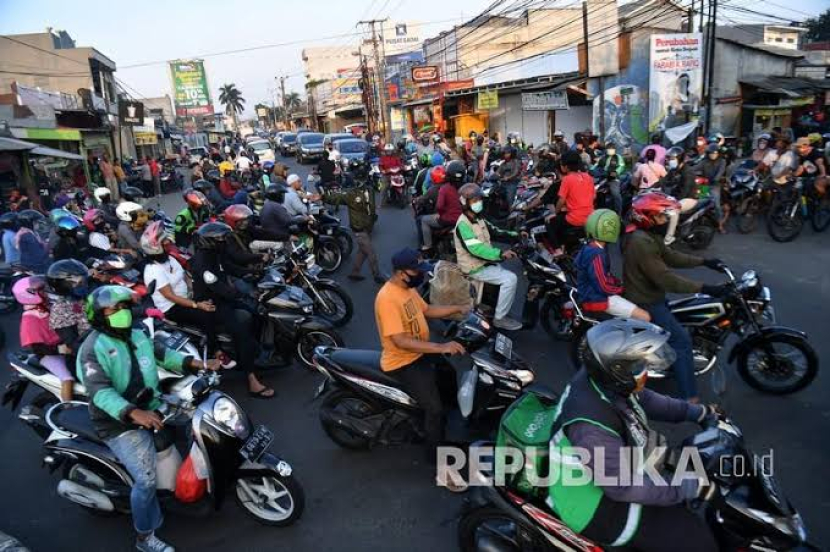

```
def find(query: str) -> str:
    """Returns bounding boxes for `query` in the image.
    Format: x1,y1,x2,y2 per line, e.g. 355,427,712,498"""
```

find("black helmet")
193,222,232,251
445,160,466,185
17,209,46,230
583,319,676,396
192,179,214,195
264,183,287,202
705,143,719,155
0,212,18,231
121,186,145,203
666,146,685,160
46,259,90,298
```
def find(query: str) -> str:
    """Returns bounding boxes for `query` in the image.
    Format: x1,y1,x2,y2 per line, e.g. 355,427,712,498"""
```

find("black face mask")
404,271,425,289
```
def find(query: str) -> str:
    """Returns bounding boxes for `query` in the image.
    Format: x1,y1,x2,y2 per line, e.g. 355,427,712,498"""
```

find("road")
1,155,829,551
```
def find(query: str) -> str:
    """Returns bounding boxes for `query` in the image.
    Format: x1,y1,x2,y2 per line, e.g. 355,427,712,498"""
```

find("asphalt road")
1,155,829,551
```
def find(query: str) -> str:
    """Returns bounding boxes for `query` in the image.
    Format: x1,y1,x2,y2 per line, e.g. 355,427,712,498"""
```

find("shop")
402,98,436,135
739,77,830,140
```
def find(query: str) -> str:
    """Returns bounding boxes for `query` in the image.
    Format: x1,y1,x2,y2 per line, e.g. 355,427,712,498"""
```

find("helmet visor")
630,341,677,376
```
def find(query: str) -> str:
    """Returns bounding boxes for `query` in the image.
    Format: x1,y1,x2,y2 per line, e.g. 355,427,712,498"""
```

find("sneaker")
216,351,237,370
136,534,175,552
493,317,523,331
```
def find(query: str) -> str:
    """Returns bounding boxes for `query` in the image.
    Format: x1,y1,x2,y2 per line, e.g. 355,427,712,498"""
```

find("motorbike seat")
0,263,13,277
329,349,401,387
50,403,102,443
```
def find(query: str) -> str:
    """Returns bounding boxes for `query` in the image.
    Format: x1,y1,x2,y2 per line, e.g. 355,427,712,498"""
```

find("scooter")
459,412,814,551
15,371,304,526
672,194,718,250
385,166,408,208
312,310,535,450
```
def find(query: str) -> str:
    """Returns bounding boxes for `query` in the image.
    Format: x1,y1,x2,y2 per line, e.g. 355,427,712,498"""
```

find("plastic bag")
457,366,478,418
175,452,207,503
428,261,473,319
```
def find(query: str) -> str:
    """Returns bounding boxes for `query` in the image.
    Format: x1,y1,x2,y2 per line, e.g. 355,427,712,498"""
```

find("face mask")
708,153,718,160
405,271,425,289
470,201,484,214
606,149,616,156
107,308,132,329
758,141,767,150
668,159,679,170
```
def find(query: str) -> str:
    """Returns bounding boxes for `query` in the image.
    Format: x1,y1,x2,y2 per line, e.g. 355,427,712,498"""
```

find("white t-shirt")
144,257,189,313
88,231,111,251
235,156,252,171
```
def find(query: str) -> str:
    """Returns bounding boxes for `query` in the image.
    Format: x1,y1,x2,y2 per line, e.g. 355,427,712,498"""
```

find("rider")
575,209,650,321
454,183,523,331
418,166,453,253
51,216,96,262
640,133,667,166
623,192,729,402
16,210,50,273
751,133,772,166
633,148,666,191
695,144,727,232
660,147,699,246
190,223,274,398
78,285,220,552
595,142,627,214
550,129,570,160
379,143,404,204
284,174,315,219
115,202,149,255
546,151,596,252
1,212,20,264
533,145,558,177
548,318,719,551
221,204,269,296
794,136,827,196
375,247,469,460
496,146,522,206
174,190,210,249
258,183,293,242
93,186,120,229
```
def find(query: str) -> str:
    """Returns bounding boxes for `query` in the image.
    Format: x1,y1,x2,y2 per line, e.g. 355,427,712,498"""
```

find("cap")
391,247,432,272
795,137,811,147
287,174,301,185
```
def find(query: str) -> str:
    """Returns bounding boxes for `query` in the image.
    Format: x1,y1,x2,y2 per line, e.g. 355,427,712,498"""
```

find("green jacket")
453,213,517,274
77,329,188,439
622,230,703,306
323,185,377,232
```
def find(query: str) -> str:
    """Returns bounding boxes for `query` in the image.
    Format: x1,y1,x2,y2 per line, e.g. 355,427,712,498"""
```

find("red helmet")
223,204,253,231
82,208,103,231
183,190,207,210
430,165,446,185
629,192,680,229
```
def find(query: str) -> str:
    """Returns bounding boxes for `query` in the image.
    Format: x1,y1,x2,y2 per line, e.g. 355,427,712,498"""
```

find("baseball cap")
391,247,432,272
287,174,301,185
795,137,811,147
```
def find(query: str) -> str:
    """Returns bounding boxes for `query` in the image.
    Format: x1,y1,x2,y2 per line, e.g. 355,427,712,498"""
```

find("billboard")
169,59,214,118
411,66,439,85
332,68,362,104
382,21,423,56
118,100,145,126
585,0,620,77
648,33,704,134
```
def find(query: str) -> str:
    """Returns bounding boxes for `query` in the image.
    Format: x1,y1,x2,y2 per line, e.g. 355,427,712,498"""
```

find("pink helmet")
83,208,104,231
13,276,48,305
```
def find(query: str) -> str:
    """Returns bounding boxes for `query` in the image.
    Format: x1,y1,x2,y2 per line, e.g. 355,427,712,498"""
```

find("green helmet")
585,208,621,243
85,285,135,326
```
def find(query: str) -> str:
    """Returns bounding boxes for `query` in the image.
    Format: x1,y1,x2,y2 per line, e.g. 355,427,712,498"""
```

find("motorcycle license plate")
495,334,513,359
530,225,546,235
307,264,323,277
240,425,274,462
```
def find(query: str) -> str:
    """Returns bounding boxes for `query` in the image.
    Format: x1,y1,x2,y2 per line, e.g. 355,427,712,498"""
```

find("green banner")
169,59,214,118
477,90,499,111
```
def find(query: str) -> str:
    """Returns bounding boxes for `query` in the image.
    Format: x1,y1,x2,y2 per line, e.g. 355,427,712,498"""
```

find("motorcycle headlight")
212,397,251,439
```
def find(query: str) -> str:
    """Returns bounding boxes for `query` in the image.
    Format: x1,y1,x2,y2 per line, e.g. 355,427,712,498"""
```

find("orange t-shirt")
374,282,430,372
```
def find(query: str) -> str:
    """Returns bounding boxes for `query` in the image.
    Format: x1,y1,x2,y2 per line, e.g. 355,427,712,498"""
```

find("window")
786,38,795,43
775,37,783,43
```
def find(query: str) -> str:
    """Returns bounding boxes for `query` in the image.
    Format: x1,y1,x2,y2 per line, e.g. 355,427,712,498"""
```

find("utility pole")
582,2,605,142
359,18,389,141
277,75,289,130
704,0,718,134
359,51,377,134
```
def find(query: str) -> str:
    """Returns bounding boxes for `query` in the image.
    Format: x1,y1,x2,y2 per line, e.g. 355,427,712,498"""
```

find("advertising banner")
169,59,214,118
648,33,703,134
411,66,439,86
522,91,569,111
118,100,145,126
477,90,499,111
593,84,648,148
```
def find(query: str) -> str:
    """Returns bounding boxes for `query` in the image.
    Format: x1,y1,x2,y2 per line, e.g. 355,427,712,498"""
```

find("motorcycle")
671,195,718,250
312,310,535,450
459,413,814,551
570,265,818,395
13,371,304,526
766,177,830,242
89,255,148,297
385,166,408,208
308,201,354,259
726,161,765,234
160,167,184,194
294,217,343,274
512,240,573,341
272,243,353,328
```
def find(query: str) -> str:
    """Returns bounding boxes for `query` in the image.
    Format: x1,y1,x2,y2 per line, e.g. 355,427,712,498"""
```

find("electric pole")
704,0,718,134
359,50,377,134
359,18,389,141
277,75,289,130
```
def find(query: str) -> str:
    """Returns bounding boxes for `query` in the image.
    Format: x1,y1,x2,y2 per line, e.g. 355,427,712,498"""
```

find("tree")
804,8,830,42
285,92,302,113
219,83,245,131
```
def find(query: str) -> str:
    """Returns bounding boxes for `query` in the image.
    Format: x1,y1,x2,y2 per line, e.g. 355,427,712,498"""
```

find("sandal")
248,387,276,399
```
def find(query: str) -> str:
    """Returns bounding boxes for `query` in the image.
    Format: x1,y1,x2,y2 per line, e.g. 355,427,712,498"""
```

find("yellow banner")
477,90,499,110
134,131,158,145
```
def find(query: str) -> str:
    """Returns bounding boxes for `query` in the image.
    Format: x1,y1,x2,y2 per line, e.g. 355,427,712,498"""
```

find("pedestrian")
112,158,126,192
148,156,161,197
139,158,153,198
321,162,386,284
99,154,119,201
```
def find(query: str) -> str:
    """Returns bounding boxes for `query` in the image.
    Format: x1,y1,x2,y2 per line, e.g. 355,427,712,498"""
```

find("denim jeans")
106,429,163,536
470,265,517,320
609,179,623,215
644,300,698,399
503,180,519,207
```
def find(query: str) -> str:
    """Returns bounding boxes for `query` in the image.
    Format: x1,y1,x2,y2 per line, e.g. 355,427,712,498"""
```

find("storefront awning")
402,98,435,108
444,72,583,98
740,77,830,98
30,146,84,160
0,136,37,152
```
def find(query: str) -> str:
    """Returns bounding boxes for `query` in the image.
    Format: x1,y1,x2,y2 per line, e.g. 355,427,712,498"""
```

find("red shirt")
149,160,160,177
379,155,403,172
558,172,595,226
437,184,462,225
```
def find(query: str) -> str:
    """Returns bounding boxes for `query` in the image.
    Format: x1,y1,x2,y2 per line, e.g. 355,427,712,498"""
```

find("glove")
700,283,730,298
702,258,725,270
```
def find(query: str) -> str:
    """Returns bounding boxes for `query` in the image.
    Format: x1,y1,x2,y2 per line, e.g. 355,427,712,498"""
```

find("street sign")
169,59,214,118
411,66,439,85
118,100,145,126
521,91,569,111
477,90,499,110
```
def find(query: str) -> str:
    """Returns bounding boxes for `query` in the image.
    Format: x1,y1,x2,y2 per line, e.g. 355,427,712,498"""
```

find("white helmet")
93,187,111,202
384,144,395,153
329,150,341,162
116,201,143,222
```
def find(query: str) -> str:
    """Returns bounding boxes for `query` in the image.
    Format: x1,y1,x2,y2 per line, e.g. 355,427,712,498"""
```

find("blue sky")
0,0,825,116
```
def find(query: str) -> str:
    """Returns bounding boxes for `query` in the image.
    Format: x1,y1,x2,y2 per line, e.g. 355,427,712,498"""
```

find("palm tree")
219,83,245,130
284,91,301,114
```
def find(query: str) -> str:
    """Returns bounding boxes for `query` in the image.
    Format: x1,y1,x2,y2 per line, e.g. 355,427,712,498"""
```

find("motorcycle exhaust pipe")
56,480,115,512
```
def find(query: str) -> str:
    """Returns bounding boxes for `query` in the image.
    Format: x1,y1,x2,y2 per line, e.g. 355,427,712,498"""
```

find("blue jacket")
18,231,49,273
3,230,20,264
575,241,623,310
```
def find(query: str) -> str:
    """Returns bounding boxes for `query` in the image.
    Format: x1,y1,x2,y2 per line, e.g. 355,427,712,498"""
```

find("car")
273,131,287,148
334,138,369,163
247,139,276,164
188,146,209,163
323,133,356,148
343,123,368,136
279,133,298,157
296,132,325,164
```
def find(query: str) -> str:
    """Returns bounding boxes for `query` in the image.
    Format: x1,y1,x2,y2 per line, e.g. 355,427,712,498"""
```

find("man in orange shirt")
375,247,469,459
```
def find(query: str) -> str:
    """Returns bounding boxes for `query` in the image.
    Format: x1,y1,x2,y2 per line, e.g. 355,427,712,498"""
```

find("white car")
248,140,275,164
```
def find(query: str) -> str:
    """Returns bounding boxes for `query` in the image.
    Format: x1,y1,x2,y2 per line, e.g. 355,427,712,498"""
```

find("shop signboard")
477,90,499,110
169,59,214,118
648,33,704,133
411,66,439,85
119,100,145,126
521,90,569,111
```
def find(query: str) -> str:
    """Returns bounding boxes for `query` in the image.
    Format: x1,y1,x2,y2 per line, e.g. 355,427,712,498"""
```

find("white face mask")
606,149,616,156
470,201,484,214
668,159,679,169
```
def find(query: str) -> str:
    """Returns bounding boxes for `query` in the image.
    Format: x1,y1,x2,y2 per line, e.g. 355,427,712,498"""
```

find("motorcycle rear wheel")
539,296,573,341
458,505,548,552
811,195,830,232
235,473,305,526
766,200,804,242
334,229,354,258
320,390,376,450
686,218,717,250
312,282,354,327
737,334,818,395
296,329,344,368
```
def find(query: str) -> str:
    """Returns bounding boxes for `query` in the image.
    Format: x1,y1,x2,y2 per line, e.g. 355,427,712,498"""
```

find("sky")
0,0,826,117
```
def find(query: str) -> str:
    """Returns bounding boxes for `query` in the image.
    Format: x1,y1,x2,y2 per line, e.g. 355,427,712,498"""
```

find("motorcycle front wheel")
315,240,343,274
319,390,377,450
737,334,818,395
458,505,549,552
235,474,305,526
334,228,354,258
736,197,760,234
311,282,354,327
811,195,830,232
296,328,344,368
766,200,804,242
539,296,573,341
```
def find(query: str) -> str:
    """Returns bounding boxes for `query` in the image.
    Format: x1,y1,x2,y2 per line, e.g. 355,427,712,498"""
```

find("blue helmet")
55,216,80,237
431,151,444,167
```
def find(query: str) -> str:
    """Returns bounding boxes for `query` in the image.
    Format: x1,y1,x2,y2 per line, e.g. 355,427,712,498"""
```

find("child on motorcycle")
45,260,93,379
574,209,651,322
14,276,75,402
